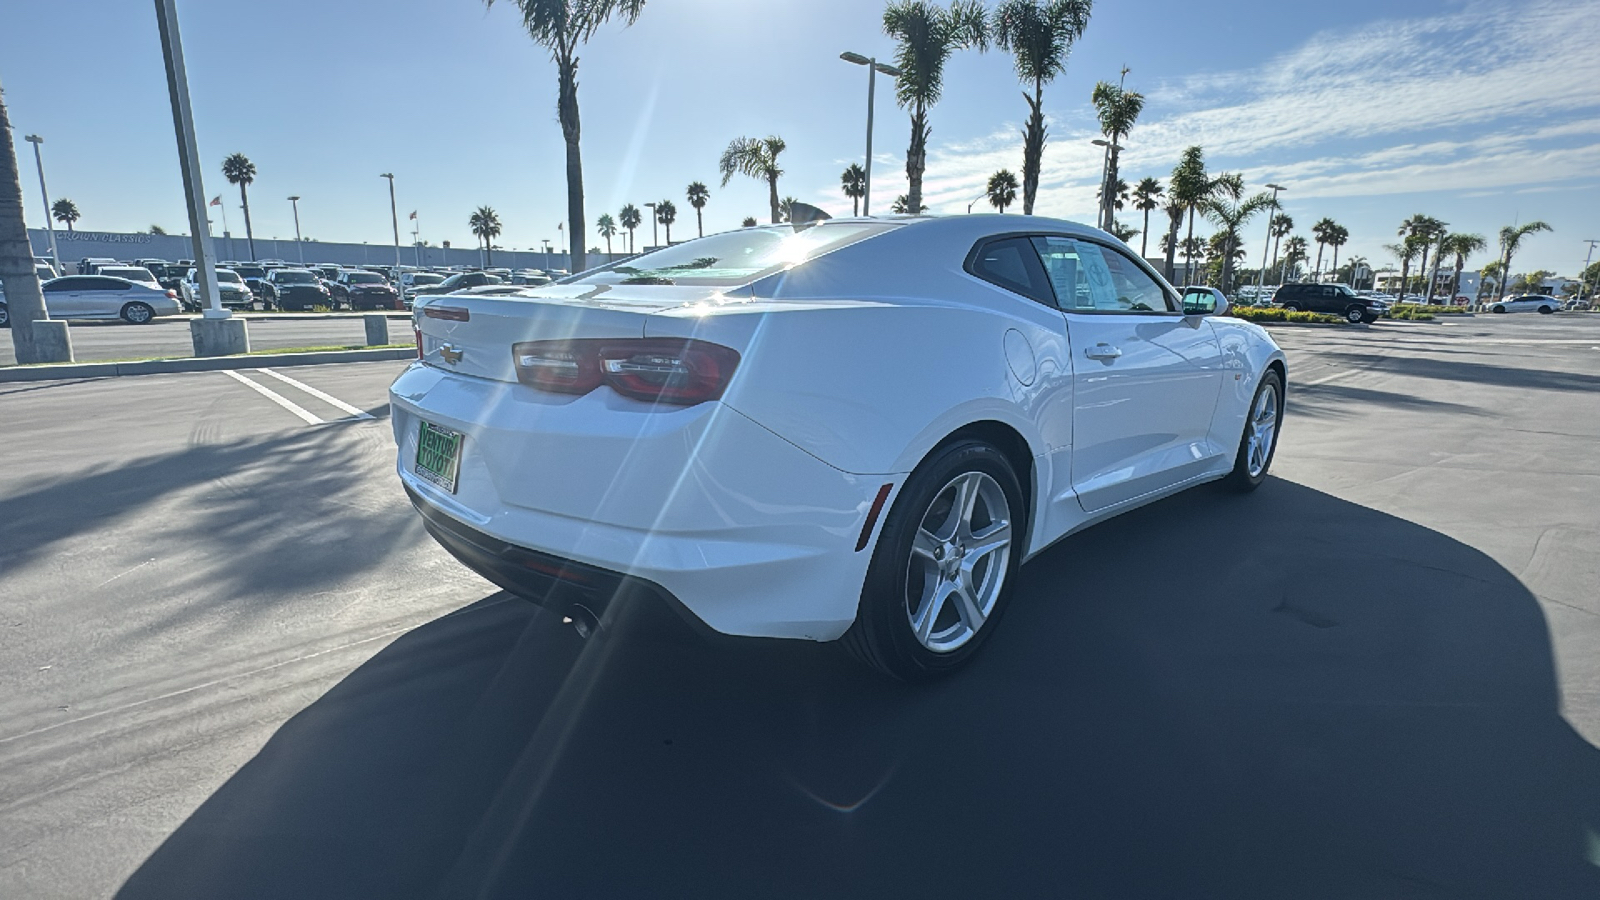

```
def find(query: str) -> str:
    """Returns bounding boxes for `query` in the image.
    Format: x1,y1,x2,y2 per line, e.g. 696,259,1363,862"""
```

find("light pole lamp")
644,202,658,250
287,195,304,263
840,52,903,217
22,135,61,273
1257,183,1286,291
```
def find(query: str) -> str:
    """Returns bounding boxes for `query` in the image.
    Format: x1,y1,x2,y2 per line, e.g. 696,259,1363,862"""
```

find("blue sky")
4,0,1597,276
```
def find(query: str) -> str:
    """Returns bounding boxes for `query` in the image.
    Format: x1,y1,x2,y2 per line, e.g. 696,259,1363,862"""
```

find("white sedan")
1489,294,1561,314
390,216,1287,679
0,275,181,325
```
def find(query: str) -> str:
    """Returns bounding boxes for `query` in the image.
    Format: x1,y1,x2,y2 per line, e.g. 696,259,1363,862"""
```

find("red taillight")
511,338,740,406
414,326,423,359
166,289,177,299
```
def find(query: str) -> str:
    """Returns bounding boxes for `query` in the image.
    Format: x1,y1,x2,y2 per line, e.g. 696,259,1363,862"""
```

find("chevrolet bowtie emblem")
440,344,465,365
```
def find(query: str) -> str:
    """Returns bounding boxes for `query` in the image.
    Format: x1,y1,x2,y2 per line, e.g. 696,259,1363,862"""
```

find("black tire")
1345,305,1367,324
1223,368,1284,492
121,302,155,325
1281,303,1301,312
1538,305,1554,315
0,303,9,328
1492,306,1506,313
841,439,1025,681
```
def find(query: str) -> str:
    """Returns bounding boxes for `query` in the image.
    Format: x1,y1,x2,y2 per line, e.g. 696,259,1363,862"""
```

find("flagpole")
214,196,232,260
410,210,421,267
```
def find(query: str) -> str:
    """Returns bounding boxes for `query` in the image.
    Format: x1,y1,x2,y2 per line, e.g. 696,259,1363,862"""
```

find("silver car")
36,275,182,324
1489,294,1561,314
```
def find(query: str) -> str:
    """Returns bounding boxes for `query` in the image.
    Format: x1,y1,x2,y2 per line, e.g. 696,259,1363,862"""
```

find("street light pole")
542,239,551,272
1257,183,1286,293
22,136,60,272
840,52,903,217
381,173,404,305
645,202,658,250
1580,239,1599,304
1091,139,1121,232
287,195,303,264
153,0,225,320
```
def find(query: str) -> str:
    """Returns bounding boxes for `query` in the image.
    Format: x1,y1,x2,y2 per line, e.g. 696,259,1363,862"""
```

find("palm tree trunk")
557,50,586,275
1313,242,1324,281
1,85,55,363
1452,257,1465,304
484,235,492,267
240,184,255,261
1163,210,1180,283
1140,207,1150,258
1331,245,1340,283
767,174,781,224
65,219,73,233
665,222,672,245
1397,258,1410,299
1184,208,1197,285
1021,85,1045,216
696,208,703,238
1417,245,1430,301
906,105,929,215
605,234,612,256
1104,140,1121,231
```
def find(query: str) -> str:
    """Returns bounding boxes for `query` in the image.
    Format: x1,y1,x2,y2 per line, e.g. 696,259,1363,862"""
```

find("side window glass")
968,238,1052,305
1033,237,1172,313
1094,244,1172,312
1031,236,1090,309
43,277,80,292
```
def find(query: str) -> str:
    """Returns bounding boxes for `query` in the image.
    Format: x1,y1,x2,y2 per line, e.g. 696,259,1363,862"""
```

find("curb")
0,347,416,383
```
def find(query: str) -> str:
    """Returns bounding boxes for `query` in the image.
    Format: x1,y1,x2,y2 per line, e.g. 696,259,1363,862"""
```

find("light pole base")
363,314,390,347
23,319,74,364
201,307,233,320
190,317,249,357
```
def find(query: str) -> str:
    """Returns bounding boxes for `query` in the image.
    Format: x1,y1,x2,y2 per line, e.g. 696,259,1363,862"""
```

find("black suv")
1272,283,1388,324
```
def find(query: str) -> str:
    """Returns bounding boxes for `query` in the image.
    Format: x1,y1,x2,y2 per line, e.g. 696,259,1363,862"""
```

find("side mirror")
1183,288,1229,317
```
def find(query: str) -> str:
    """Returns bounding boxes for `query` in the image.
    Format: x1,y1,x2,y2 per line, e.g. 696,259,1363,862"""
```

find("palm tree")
1091,78,1144,231
1268,213,1294,280
596,213,617,256
883,0,988,215
1160,195,1186,283
994,0,1092,215
891,194,913,214
221,153,257,260
741,216,758,228
1201,189,1272,293
50,198,79,233
1310,217,1337,280
1130,177,1161,258
468,205,502,266
685,181,709,237
1327,224,1350,284
1280,235,1308,282
1097,177,1129,220
778,196,798,223
148,224,166,235
1439,232,1487,304
483,0,646,275
1495,221,1553,301
619,203,641,253
1383,236,1423,298
983,169,1018,213
1109,221,1139,243
1398,214,1446,299
655,199,677,244
719,135,786,223
840,163,866,216
1167,146,1207,284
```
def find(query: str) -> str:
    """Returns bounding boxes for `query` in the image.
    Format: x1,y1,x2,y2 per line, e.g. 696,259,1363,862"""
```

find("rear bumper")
390,364,893,641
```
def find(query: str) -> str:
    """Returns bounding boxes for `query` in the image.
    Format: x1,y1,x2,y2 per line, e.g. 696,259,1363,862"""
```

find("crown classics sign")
54,231,155,244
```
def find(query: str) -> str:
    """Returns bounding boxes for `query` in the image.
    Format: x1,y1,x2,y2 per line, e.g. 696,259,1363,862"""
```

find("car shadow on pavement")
1288,381,1485,418
1319,351,1600,393
115,480,1600,900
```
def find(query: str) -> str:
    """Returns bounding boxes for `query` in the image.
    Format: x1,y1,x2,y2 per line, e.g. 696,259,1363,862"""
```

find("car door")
1032,235,1226,513
76,277,133,318
40,276,91,318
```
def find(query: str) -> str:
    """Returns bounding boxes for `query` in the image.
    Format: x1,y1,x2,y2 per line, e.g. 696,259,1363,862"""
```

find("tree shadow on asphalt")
0,419,421,635
1317,351,1600,393
115,480,1600,900
1288,382,1485,418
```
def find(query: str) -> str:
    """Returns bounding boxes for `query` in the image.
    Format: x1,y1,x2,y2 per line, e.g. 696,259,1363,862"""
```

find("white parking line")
223,370,324,425
254,368,375,420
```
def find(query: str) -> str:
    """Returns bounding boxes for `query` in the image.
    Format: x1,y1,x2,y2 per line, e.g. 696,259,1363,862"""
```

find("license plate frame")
415,420,464,494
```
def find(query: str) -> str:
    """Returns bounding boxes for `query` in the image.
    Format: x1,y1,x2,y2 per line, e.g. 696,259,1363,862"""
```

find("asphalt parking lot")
0,315,408,366
3,314,1599,898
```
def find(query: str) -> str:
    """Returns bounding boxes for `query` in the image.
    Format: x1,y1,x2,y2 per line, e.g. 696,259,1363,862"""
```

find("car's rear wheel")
1345,305,1367,324
1223,369,1283,492
1538,305,1554,315
121,302,154,325
843,440,1023,681
1492,305,1506,313
1281,303,1301,312
0,303,9,328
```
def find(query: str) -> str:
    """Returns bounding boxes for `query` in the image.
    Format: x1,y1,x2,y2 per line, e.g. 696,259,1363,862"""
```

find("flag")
209,196,221,206
409,210,417,220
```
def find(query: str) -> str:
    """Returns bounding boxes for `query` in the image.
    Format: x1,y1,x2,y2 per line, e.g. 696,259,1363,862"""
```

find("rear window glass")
573,222,897,287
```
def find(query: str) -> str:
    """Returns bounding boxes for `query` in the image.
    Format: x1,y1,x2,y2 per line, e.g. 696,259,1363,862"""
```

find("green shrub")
1228,306,1343,325
1384,307,1436,321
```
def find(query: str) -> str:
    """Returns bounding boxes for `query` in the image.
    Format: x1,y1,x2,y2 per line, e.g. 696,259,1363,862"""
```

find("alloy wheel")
904,471,1012,653
1246,383,1279,478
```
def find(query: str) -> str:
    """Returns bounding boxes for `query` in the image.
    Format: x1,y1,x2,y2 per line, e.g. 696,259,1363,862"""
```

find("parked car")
1489,294,1561,314
96,265,163,289
262,268,333,311
35,262,58,281
340,270,402,310
1273,282,1389,323
401,271,446,292
410,271,503,297
510,269,552,286
394,216,1287,679
179,267,256,311
77,257,119,275
1,275,181,325
231,264,269,299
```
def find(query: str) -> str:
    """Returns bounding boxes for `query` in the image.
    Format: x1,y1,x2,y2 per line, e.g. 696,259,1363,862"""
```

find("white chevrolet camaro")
390,215,1287,679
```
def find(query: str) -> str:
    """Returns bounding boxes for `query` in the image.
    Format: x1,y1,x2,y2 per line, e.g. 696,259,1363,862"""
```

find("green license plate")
415,420,463,493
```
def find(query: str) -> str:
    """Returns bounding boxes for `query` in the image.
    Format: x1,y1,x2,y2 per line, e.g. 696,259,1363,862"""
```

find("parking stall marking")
222,370,324,425
254,368,375,420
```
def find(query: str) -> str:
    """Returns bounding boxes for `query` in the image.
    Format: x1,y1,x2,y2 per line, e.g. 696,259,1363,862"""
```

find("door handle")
1084,343,1122,360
